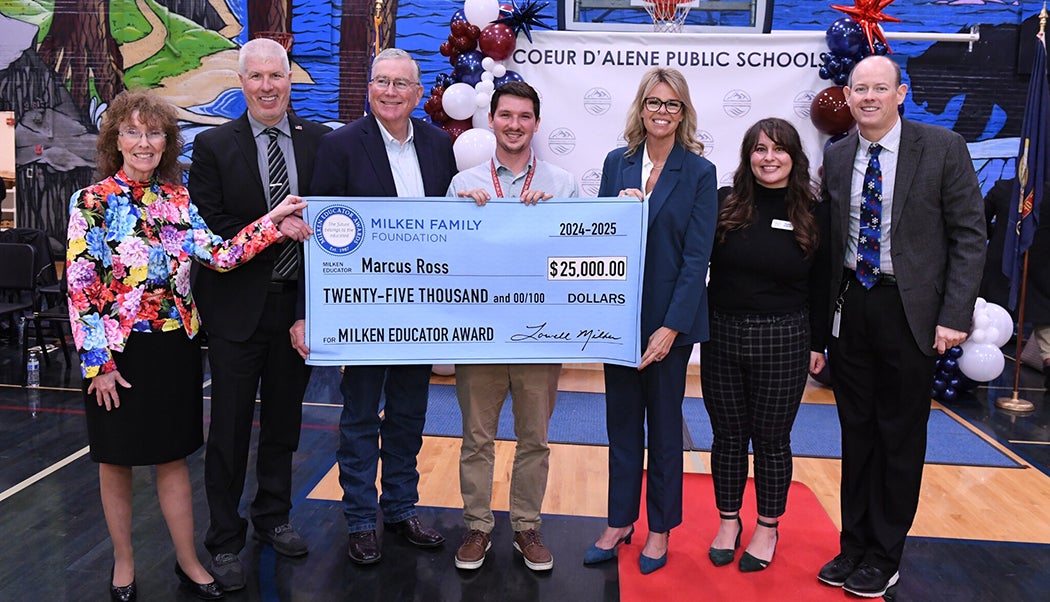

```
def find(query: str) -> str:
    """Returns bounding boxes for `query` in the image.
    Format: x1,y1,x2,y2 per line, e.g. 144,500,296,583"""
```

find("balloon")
439,41,453,57
491,63,507,78
826,17,866,58
984,303,1014,347
493,70,524,88
475,91,490,108
451,21,471,37
471,106,491,129
464,0,501,28
479,23,516,61
453,127,497,171
482,57,495,71
973,313,990,330
450,9,468,26
442,82,478,120
433,364,456,376
451,34,476,53
475,79,495,94
932,378,947,393
467,24,481,40
941,358,958,372
969,327,989,344
947,345,963,359
810,86,855,136
441,118,473,143
481,71,494,82
957,341,1006,382
941,387,957,402
454,51,485,86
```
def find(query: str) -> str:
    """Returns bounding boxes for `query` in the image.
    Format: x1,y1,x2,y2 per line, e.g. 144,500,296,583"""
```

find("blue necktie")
856,143,883,288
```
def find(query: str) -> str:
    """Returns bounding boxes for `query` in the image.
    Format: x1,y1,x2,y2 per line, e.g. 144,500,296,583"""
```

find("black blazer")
189,111,330,341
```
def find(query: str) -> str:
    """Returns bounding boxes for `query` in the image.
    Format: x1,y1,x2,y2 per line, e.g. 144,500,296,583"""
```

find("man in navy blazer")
190,38,330,591
295,48,456,565
817,56,985,597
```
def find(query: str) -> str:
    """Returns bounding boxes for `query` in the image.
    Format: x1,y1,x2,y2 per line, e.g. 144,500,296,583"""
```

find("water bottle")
26,350,40,388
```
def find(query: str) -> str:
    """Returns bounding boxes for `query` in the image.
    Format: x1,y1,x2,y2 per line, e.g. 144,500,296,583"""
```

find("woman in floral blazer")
67,90,306,601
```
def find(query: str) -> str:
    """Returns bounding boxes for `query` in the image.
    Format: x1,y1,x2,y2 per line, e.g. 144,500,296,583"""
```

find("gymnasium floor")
0,337,1047,601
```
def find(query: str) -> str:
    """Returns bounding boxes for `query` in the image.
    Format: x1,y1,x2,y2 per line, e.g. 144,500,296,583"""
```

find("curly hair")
96,90,184,183
716,117,819,257
622,68,703,157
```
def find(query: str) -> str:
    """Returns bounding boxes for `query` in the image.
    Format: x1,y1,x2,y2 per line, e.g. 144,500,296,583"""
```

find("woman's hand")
268,195,308,225
619,188,644,201
87,370,132,411
639,327,679,370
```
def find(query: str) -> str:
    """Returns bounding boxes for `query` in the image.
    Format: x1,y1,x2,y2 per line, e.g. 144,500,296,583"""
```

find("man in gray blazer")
816,56,985,597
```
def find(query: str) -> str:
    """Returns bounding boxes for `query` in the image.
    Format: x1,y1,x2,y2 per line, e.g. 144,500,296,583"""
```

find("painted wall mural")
0,0,1044,247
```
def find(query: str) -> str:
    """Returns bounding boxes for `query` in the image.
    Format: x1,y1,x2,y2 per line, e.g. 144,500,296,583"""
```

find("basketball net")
641,0,692,33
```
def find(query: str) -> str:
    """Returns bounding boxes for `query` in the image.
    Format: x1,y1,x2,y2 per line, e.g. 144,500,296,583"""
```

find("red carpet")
618,473,877,601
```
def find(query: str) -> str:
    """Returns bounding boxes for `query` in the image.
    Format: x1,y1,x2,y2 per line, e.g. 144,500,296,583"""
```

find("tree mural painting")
38,0,124,115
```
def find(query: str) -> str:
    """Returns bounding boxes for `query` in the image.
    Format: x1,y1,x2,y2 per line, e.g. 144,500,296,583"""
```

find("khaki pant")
455,363,560,532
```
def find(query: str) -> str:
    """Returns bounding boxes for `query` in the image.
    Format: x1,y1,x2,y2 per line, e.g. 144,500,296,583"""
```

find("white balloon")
475,91,490,108
984,303,1014,347
476,79,495,94
491,63,507,78
957,341,1006,382
481,71,495,82
482,57,495,71
471,106,491,130
973,313,990,330
453,127,496,171
974,297,987,311
432,364,456,376
442,82,477,121
463,0,500,27
969,327,989,344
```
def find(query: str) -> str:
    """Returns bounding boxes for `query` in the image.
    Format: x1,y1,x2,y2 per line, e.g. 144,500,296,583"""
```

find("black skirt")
83,329,204,465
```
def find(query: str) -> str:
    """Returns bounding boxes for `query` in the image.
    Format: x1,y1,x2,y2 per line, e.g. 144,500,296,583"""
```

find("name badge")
771,219,794,231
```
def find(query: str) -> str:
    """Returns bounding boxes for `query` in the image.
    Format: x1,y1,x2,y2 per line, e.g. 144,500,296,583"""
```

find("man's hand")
809,351,826,375
458,189,492,206
934,325,968,355
87,370,132,411
520,189,553,205
290,319,309,360
278,215,312,241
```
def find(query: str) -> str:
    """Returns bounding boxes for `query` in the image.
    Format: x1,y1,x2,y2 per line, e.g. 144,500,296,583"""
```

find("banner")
510,31,829,191
303,197,647,367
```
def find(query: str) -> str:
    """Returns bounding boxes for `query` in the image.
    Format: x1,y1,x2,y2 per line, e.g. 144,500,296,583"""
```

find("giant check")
303,197,647,367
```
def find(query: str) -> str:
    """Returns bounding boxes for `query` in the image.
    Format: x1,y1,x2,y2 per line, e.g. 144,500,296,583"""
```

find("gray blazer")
821,118,987,356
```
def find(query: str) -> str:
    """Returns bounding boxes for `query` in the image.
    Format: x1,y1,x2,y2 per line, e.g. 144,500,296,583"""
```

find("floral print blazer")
67,169,282,378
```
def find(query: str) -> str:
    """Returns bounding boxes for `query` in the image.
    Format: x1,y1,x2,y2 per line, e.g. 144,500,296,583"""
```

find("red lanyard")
490,155,536,198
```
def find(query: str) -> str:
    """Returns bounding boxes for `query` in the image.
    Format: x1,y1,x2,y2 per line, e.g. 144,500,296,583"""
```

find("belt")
267,280,297,293
844,268,896,287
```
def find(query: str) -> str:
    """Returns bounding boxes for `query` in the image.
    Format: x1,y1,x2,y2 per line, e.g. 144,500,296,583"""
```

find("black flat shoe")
174,562,224,600
708,512,742,567
739,518,778,572
110,565,136,602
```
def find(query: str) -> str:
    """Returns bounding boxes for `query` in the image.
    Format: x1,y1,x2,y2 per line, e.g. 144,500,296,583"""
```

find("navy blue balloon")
826,18,866,59
942,387,958,402
942,358,959,372
454,51,485,86
947,345,963,359
948,377,961,389
494,70,524,88
450,9,467,26
833,72,849,86
932,378,947,393
818,66,831,80
873,41,888,56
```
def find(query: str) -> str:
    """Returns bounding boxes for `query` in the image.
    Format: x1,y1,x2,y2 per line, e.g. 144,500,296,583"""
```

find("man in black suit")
817,56,986,597
189,37,330,591
293,48,456,565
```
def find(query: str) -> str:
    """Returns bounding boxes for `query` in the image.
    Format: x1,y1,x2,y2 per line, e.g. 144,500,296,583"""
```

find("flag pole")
996,4,1047,413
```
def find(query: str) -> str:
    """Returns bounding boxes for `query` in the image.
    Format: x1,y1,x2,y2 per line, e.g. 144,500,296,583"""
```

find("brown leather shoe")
455,529,491,570
514,529,554,571
384,516,445,548
347,530,381,565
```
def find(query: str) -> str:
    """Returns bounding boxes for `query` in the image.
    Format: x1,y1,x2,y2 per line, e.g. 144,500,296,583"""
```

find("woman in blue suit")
584,68,717,574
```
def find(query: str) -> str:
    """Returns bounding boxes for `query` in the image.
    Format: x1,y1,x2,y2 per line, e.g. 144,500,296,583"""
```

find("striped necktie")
856,143,883,288
265,127,298,281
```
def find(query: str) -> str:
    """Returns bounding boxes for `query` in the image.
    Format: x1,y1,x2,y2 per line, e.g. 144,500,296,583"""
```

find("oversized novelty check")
303,197,647,367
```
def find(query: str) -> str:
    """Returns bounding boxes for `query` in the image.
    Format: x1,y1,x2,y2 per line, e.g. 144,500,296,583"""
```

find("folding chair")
0,243,39,385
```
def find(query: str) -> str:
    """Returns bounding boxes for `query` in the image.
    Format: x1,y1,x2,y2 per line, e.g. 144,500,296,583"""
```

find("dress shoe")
638,531,669,575
843,564,899,598
739,518,778,572
209,553,245,592
347,530,381,565
109,565,136,602
817,552,861,587
174,562,224,600
254,523,308,557
583,526,634,565
708,513,741,567
384,516,445,548
455,529,492,570
514,529,554,571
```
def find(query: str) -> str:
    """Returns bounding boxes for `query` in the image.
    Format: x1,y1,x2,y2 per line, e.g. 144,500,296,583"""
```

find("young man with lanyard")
446,81,579,571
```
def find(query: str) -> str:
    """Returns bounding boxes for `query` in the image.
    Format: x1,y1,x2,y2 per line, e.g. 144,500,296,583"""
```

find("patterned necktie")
265,127,298,280
856,143,883,289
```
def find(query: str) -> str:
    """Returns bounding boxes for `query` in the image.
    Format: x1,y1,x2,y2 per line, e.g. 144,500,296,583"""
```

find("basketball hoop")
639,0,696,33
254,31,294,51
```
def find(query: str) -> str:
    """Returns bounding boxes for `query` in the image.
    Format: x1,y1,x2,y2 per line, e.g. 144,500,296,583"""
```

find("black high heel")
739,518,779,572
110,564,137,602
174,561,225,600
708,512,742,567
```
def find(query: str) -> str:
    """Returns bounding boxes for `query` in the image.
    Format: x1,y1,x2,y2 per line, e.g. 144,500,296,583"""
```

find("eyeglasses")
370,76,419,92
120,129,166,142
643,97,684,114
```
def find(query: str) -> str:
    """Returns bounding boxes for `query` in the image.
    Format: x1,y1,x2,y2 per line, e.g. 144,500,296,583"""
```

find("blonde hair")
623,68,703,157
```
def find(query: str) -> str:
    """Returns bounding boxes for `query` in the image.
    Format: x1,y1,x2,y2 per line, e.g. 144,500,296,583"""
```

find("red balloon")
467,24,481,40
439,41,453,57
451,34,476,53
441,119,472,143
479,23,516,61
431,109,449,125
450,21,471,37
449,51,460,66
809,86,855,136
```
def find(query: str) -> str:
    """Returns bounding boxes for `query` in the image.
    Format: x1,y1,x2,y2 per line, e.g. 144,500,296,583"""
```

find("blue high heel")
583,526,634,565
639,531,669,575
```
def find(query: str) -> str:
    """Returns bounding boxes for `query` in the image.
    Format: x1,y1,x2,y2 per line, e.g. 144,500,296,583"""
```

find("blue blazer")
599,143,717,350
311,114,456,197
